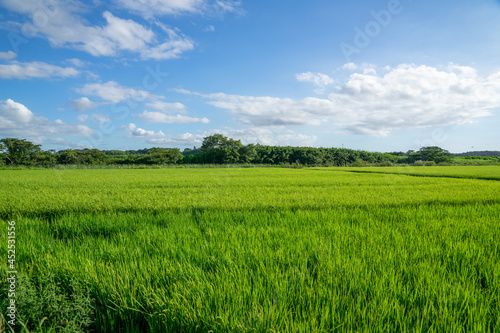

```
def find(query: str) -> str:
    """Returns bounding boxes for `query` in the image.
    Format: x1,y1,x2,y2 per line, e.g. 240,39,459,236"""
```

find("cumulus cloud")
139,29,194,60
296,71,335,93
77,114,89,122
0,51,17,61
180,64,500,136
146,101,187,113
275,133,318,146
122,123,315,147
45,138,92,149
341,62,358,71
209,127,317,146
102,11,155,51
0,61,80,79
176,90,335,126
90,113,111,124
76,81,161,104
0,99,93,139
0,99,33,123
123,123,204,146
1,0,194,60
330,63,500,136
66,97,100,112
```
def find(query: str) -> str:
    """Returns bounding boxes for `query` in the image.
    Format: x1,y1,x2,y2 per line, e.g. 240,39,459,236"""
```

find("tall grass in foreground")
1,167,499,332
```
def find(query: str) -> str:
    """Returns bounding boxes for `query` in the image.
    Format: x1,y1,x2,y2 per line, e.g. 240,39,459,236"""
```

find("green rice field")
1,166,499,332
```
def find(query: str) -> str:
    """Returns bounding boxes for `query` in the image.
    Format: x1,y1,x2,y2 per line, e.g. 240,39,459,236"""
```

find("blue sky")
1,0,500,152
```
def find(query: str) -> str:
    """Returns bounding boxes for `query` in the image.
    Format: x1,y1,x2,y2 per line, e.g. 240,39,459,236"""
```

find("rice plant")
1,167,499,332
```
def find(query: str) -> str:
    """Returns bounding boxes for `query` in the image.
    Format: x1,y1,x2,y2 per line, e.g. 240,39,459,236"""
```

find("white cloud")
275,133,318,147
341,62,358,71
183,64,500,136
123,123,204,146
123,123,317,147
330,64,500,136
90,113,111,124
0,99,33,123
113,0,241,17
76,81,161,103
46,138,92,149
0,99,93,140
209,127,317,146
172,88,194,95
77,114,89,122
204,25,215,32
0,61,80,79
213,127,276,145
186,91,336,126
139,31,194,60
66,58,86,67
0,51,17,61
296,72,334,88
66,97,100,112
1,0,194,60
146,101,187,113
102,11,155,52
134,111,209,124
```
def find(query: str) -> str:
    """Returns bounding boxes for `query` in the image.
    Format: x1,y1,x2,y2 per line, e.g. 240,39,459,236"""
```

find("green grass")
1,167,499,332
321,165,500,181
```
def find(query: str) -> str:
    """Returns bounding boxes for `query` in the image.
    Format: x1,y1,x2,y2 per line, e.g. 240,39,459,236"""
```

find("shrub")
1,273,94,332
350,159,369,167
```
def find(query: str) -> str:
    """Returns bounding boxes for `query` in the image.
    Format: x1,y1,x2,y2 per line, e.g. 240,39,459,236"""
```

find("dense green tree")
56,149,109,165
238,144,257,163
182,147,202,156
137,148,184,164
201,134,243,164
0,138,42,166
0,136,427,167
417,146,452,163
103,150,127,156
78,149,109,165
37,150,56,168
57,150,79,164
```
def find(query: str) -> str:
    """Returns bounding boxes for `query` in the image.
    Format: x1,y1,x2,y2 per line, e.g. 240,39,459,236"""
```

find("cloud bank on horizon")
1,0,499,152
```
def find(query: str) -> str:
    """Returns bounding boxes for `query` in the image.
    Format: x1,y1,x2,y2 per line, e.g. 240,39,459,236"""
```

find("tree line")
0,135,457,168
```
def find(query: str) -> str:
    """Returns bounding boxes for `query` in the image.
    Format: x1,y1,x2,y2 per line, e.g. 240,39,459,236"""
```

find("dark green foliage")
182,147,201,156
463,155,500,161
138,148,184,164
0,273,94,332
37,150,57,168
0,137,464,168
417,146,453,163
200,134,243,164
454,151,500,157
57,149,109,165
399,147,453,164
0,138,42,166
